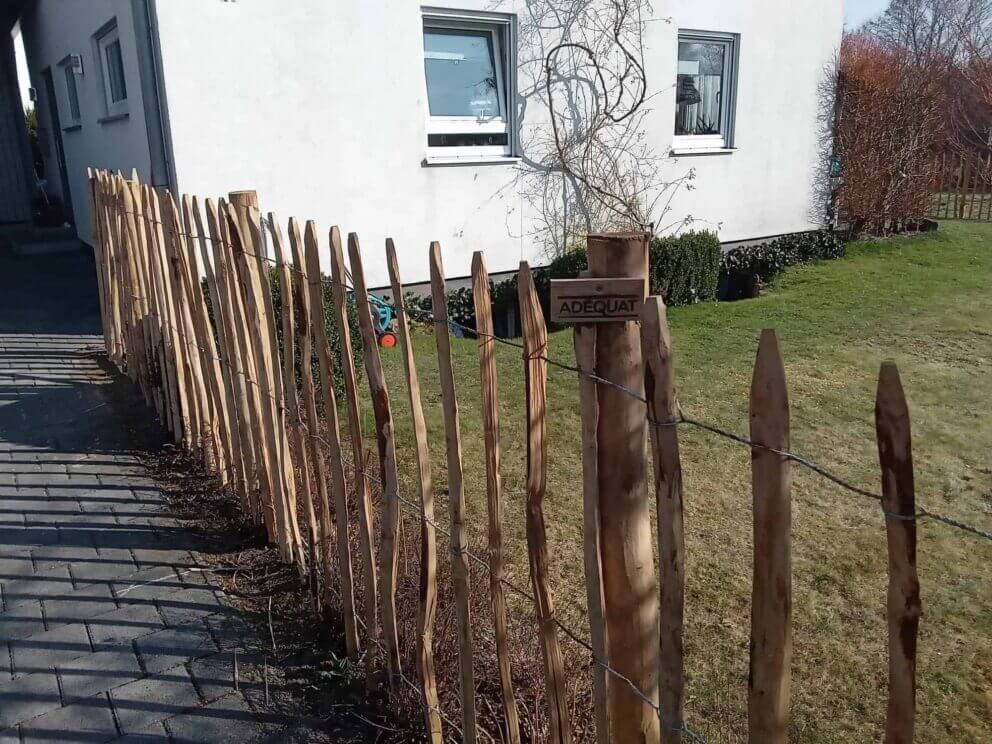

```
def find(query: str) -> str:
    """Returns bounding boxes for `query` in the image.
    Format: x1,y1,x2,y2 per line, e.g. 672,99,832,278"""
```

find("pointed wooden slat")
182,195,236,490
292,221,336,610
748,329,792,744
225,202,295,562
387,239,442,743
875,362,921,744
146,185,189,445
573,318,610,744
204,197,268,533
470,251,521,744
349,233,402,689
430,242,478,743
243,205,306,571
303,224,360,657
272,215,321,592
517,261,571,744
328,225,379,664
641,296,686,743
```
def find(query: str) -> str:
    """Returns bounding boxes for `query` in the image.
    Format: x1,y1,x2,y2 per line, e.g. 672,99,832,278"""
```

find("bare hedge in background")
833,33,946,235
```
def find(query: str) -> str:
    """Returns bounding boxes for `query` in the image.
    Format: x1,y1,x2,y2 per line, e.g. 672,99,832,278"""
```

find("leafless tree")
506,0,696,256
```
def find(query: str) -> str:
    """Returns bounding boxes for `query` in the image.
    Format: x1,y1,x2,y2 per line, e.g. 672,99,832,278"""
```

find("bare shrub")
832,33,947,234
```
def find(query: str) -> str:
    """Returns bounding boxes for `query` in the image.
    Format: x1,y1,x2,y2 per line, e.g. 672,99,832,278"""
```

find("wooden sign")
550,278,646,324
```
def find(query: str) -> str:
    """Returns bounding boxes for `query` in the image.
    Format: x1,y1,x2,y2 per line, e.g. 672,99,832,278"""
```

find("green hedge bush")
649,231,722,306
268,268,364,399
720,230,845,299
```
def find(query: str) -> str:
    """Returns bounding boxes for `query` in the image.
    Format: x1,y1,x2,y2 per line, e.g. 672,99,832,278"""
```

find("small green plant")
720,230,846,299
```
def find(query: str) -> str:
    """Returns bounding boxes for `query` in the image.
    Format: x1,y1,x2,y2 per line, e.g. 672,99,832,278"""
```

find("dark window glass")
64,65,80,120
676,40,726,136
105,39,127,103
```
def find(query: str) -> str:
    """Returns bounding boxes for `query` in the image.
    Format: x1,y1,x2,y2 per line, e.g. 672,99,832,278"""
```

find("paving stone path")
0,245,293,742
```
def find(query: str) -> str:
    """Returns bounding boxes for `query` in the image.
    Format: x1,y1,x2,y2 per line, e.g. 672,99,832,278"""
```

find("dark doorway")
41,66,75,226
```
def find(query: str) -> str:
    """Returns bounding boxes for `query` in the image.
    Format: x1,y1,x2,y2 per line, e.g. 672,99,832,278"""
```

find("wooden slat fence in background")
930,150,992,220
90,169,937,744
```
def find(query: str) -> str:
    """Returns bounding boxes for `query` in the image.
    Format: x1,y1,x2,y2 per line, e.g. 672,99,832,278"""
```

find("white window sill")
422,155,522,167
670,146,737,157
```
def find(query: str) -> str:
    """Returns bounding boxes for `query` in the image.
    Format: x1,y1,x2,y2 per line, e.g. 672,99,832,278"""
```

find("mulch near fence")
87,168,990,744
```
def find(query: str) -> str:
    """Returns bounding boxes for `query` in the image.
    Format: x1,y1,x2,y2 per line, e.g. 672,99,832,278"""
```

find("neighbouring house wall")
154,0,841,286
19,0,155,244
0,29,34,224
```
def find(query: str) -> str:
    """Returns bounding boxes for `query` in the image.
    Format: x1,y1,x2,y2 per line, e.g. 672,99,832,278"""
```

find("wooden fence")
88,168,925,743
929,150,992,220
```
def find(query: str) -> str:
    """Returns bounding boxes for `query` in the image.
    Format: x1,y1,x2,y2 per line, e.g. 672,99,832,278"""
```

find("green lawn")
363,221,992,742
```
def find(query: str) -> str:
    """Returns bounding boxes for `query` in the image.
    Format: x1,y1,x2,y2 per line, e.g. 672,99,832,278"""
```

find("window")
674,31,738,151
96,23,128,116
422,11,516,160
60,59,81,124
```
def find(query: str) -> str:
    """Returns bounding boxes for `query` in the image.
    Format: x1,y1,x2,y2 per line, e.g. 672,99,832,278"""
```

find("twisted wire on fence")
101,209,990,744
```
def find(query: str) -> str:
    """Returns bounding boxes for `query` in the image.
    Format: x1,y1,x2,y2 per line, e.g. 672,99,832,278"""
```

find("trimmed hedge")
402,229,845,334
649,231,722,306
720,230,845,299
406,231,723,333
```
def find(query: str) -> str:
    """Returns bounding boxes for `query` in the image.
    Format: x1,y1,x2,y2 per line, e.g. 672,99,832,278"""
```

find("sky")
846,0,890,28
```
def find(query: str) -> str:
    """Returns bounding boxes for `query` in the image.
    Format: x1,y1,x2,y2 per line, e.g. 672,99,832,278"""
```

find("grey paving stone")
18,692,120,744
59,646,144,704
130,547,196,570
9,621,92,674
187,652,239,703
163,693,279,744
30,544,101,572
42,581,118,629
110,722,169,742
155,587,223,628
0,565,73,610
0,599,45,643
133,624,217,675
86,602,164,648
111,566,181,601
111,665,201,734
0,669,62,729
69,550,139,584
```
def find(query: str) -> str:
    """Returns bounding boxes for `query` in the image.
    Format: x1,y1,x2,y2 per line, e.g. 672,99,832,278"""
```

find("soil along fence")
88,168,990,743
930,150,992,221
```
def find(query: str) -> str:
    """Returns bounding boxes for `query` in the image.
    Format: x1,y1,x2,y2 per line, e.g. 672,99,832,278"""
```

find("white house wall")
19,0,155,244
155,0,842,285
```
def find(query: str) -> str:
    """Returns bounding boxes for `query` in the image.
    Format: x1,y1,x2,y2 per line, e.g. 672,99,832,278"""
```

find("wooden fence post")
430,242,478,742
387,239,443,744
748,329,792,744
875,362,921,744
349,233,403,690
518,261,571,744
304,224,360,656
586,232,659,744
328,226,379,669
471,251,521,744
641,296,686,743
573,318,610,744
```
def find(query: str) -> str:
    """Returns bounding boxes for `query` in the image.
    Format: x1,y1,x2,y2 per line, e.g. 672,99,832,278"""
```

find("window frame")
421,9,517,162
58,56,82,125
673,30,739,153
95,22,128,117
